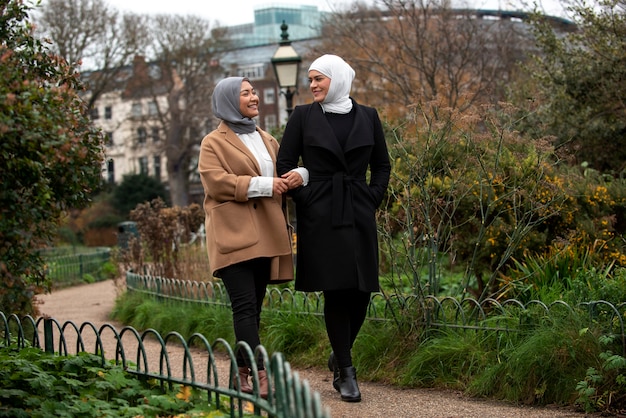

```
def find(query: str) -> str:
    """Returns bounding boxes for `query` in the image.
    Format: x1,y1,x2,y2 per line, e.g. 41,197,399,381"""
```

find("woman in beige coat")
198,77,304,398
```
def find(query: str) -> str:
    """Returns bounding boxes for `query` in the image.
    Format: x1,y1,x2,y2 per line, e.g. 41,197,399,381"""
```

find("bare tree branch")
35,0,150,109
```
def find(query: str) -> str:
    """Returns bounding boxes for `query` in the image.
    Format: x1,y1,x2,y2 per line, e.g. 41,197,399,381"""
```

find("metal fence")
43,247,112,286
126,272,626,356
0,311,331,418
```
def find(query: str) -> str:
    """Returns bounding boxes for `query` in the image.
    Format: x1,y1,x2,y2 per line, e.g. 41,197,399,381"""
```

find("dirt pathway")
36,279,589,418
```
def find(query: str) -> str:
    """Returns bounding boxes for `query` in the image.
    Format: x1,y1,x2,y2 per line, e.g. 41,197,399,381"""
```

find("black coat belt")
310,173,365,227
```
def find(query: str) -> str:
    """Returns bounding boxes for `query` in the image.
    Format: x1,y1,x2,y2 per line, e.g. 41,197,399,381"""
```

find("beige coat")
198,121,293,283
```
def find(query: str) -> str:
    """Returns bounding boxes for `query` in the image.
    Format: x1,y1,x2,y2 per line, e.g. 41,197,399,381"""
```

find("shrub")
576,335,626,414
0,0,103,315
112,173,169,217
0,346,218,417
122,198,205,279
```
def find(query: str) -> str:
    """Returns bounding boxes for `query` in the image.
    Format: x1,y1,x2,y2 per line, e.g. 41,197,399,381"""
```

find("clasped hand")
273,171,303,195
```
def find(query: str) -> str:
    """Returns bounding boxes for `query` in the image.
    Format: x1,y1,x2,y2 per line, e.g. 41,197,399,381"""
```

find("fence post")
79,254,84,279
44,318,54,354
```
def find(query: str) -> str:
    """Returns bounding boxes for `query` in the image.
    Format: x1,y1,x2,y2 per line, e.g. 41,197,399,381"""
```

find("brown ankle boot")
236,367,253,394
258,369,269,399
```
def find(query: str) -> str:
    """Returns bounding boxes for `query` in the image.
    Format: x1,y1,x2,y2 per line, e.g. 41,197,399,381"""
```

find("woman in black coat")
277,54,391,402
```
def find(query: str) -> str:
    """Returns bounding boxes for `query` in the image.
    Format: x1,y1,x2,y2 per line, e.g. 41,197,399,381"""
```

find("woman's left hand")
281,171,304,190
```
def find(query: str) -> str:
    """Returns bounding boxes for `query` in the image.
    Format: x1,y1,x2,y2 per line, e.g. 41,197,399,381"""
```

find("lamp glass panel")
275,62,298,88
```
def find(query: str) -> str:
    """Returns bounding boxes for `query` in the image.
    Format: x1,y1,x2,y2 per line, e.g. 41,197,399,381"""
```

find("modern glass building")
227,4,326,47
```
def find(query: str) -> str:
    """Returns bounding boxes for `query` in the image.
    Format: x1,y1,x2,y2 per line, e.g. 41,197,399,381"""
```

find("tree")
314,0,531,119
140,14,230,206
0,0,104,314
519,0,626,173
112,173,169,217
35,0,149,109
36,1,231,207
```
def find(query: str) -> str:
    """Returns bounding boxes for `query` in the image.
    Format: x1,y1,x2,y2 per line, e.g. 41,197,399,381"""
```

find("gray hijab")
212,76,257,134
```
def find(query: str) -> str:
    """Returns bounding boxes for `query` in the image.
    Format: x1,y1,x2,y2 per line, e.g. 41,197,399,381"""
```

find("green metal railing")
126,272,626,356
43,247,112,286
0,311,331,418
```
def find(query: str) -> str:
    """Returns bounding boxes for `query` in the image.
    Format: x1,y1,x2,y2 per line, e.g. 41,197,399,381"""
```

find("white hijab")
308,54,355,114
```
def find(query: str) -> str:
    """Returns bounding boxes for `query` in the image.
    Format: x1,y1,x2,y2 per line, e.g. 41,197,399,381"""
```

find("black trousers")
323,289,371,369
219,258,270,369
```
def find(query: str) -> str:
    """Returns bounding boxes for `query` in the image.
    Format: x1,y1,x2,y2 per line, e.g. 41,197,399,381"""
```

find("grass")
111,289,620,413
112,291,235,343
467,314,602,405
399,328,490,389
263,312,327,365
109,235,626,415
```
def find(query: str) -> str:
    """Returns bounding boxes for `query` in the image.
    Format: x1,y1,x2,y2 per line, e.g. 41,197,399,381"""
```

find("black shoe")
328,352,340,392
338,366,361,402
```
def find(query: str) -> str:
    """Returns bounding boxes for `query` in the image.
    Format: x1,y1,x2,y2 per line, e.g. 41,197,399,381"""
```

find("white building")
87,5,321,205
88,58,172,186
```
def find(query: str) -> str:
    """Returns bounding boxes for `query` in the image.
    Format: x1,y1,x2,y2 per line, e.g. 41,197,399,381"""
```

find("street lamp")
271,21,301,120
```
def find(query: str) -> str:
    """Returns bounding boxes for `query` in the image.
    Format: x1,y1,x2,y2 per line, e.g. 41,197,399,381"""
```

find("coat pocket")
210,202,259,254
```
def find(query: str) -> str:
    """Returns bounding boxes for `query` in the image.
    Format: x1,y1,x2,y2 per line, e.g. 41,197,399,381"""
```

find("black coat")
277,100,391,292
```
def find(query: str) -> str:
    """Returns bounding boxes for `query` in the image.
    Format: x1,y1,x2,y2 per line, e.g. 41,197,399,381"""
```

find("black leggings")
323,289,371,369
219,258,270,369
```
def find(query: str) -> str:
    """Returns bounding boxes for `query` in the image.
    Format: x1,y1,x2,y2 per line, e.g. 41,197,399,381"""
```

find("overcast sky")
103,0,352,26
90,0,566,27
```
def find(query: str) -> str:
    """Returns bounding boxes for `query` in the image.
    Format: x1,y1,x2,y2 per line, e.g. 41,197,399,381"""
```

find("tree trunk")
168,166,189,207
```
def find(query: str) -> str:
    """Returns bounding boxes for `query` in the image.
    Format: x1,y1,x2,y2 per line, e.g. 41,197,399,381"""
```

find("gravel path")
36,279,590,418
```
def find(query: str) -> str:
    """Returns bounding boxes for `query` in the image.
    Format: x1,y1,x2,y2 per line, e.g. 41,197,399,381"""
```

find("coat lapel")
218,121,262,175
305,100,375,164
306,104,348,168
345,100,375,153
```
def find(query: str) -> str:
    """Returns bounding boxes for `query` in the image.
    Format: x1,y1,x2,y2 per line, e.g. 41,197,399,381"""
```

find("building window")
148,65,162,79
137,127,147,144
264,88,275,104
148,101,158,116
264,114,277,131
151,127,160,142
131,103,142,118
139,156,149,175
237,64,265,80
104,106,112,119
107,159,115,184
90,107,99,120
105,131,113,147
154,155,161,180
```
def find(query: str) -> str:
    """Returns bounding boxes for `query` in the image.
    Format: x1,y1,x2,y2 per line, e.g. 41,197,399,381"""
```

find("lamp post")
271,21,301,120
